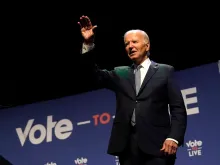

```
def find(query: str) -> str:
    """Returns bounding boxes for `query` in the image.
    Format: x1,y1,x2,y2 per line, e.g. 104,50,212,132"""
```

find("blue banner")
0,61,219,165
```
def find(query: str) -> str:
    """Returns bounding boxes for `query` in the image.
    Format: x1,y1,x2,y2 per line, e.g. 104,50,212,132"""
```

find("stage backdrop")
0,61,219,165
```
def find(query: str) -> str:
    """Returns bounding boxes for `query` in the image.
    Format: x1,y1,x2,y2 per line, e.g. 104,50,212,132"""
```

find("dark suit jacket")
83,49,187,157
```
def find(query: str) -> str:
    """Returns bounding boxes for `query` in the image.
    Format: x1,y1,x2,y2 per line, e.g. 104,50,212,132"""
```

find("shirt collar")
134,57,151,69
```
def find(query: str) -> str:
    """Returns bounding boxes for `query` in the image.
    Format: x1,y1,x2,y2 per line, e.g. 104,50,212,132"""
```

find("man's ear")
146,43,150,51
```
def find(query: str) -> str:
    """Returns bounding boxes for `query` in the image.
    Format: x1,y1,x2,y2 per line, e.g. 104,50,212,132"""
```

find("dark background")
0,2,219,109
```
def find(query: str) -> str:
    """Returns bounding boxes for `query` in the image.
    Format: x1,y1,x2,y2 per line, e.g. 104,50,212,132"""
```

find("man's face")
124,31,150,63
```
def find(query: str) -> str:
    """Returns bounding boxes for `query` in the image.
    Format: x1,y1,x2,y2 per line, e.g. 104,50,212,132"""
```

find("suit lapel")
118,62,158,96
137,62,159,96
127,67,136,92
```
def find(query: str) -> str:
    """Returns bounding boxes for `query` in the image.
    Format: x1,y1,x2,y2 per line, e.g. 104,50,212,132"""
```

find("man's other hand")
160,139,178,155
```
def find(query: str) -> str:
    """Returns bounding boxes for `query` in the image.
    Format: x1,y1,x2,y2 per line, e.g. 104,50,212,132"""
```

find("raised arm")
78,15,97,46
77,15,115,90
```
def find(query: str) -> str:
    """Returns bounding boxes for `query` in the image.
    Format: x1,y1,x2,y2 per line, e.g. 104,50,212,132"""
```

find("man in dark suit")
78,15,187,165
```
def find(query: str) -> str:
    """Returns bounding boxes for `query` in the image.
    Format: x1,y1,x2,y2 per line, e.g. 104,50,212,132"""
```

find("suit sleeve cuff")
82,43,95,54
166,138,179,144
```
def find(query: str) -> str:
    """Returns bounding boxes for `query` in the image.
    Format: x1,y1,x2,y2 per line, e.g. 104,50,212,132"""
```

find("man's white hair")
123,29,150,44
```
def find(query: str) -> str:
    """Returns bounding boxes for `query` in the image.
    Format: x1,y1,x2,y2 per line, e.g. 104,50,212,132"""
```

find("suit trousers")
118,125,176,165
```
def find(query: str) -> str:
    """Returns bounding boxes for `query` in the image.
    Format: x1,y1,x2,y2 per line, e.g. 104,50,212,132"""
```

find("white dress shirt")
134,57,151,83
